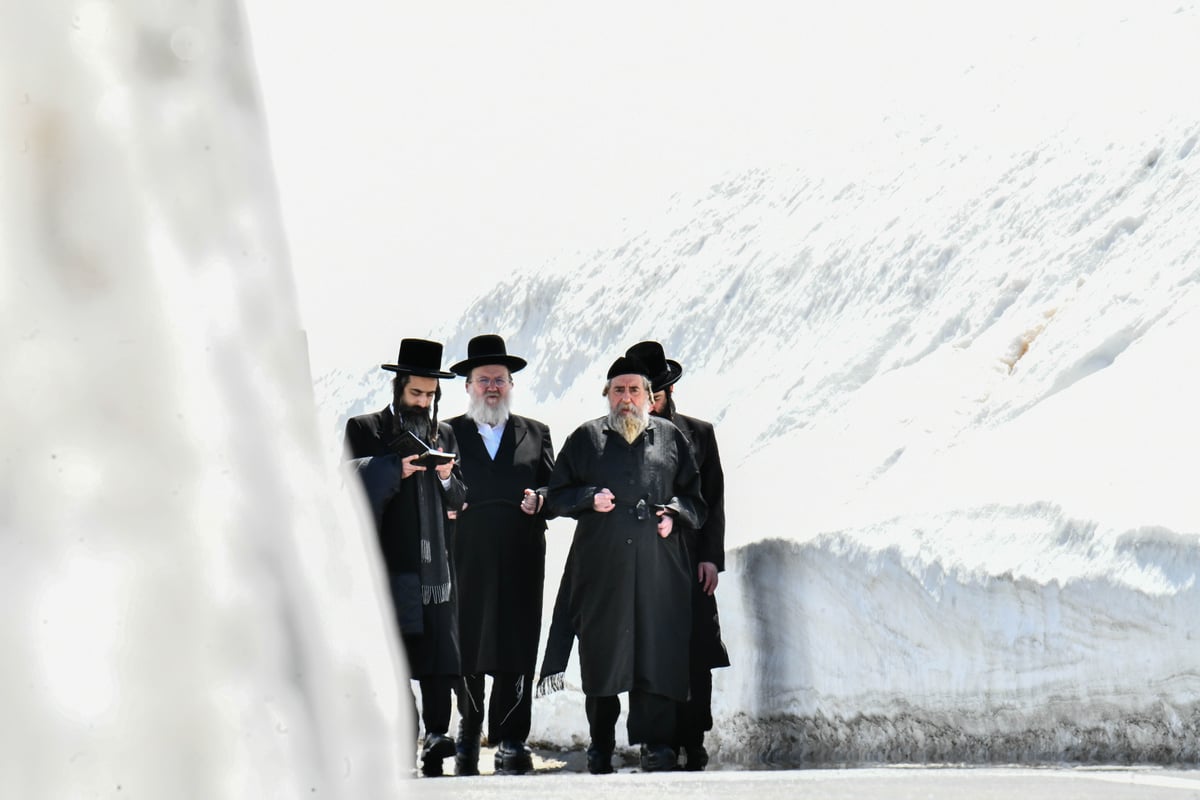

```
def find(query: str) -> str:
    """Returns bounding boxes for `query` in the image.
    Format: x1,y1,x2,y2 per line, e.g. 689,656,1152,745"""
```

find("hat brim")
651,360,683,392
449,355,527,377
381,364,457,379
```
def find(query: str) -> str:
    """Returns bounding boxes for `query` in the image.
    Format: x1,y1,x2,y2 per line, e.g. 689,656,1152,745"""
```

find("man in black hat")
626,340,730,771
544,355,706,774
444,334,556,776
343,338,466,777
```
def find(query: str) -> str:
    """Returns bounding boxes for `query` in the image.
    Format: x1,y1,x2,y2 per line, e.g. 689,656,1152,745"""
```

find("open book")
394,430,457,468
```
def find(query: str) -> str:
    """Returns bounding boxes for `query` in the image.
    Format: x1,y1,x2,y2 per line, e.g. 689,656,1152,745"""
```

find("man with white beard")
445,335,555,775
544,355,706,774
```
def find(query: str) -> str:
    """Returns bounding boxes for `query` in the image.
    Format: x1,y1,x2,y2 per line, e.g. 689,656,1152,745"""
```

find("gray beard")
607,403,649,443
465,392,511,427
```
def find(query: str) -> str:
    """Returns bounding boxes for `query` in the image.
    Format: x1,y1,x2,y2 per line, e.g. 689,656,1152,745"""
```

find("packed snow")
2,2,409,797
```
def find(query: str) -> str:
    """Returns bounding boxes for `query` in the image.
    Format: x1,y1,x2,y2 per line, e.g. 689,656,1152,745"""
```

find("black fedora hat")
624,341,683,392
607,354,650,380
381,338,456,379
449,334,528,376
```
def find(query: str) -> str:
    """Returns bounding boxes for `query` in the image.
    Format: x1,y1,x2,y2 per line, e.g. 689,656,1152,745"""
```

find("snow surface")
2,2,410,797
316,123,1200,765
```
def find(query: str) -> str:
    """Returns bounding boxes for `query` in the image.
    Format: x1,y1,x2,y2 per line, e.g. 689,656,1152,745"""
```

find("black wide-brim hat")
381,338,456,379
624,341,683,392
607,354,650,380
449,334,528,376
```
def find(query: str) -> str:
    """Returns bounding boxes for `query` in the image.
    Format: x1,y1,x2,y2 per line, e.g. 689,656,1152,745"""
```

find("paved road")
417,767,1200,800
416,761,1200,800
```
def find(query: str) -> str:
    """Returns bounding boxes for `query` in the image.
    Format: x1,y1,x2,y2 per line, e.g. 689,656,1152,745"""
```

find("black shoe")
682,743,709,771
494,740,534,775
421,733,456,777
586,744,614,775
453,738,477,777
455,734,480,776
639,743,678,772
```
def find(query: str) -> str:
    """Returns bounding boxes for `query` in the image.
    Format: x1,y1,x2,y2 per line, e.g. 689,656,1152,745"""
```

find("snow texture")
318,97,1200,768
1,2,410,797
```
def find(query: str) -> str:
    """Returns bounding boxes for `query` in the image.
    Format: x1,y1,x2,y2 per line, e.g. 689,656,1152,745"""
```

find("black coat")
447,413,555,676
670,413,731,670
546,416,705,701
344,406,467,679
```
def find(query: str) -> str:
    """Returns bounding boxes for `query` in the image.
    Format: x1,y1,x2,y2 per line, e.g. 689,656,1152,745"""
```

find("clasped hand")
520,489,542,515
593,488,672,538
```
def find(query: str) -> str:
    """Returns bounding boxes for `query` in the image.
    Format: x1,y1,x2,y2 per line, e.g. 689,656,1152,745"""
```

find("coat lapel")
454,417,490,463
510,415,528,452
495,416,519,466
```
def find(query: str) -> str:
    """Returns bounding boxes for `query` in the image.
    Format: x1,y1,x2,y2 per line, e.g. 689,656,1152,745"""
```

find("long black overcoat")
344,406,466,679
446,413,555,676
546,415,705,702
671,413,732,670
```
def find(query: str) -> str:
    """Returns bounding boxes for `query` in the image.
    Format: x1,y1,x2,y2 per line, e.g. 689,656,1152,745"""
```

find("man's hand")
655,508,673,539
434,458,455,481
593,488,615,512
697,561,719,595
521,489,542,515
400,453,424,479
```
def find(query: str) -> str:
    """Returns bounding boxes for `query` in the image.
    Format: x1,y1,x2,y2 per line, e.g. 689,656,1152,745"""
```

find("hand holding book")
393,430,457,468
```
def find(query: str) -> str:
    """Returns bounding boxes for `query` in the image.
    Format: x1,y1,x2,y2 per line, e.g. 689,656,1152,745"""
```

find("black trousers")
456,672,533,744
586,691,675,747
674,665,713,747
410,674,455,739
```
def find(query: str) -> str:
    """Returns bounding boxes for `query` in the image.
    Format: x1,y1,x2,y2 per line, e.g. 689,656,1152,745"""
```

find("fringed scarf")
408,455,452,606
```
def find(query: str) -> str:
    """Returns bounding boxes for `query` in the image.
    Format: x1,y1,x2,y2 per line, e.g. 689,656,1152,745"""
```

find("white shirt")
475,418,507,460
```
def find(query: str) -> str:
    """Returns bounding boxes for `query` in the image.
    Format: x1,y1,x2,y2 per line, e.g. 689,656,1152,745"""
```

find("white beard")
466,391,511,427
607,403,649,443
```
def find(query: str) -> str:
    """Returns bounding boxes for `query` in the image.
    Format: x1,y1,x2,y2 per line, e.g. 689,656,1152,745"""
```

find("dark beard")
394,403,433,443
650,394,676,420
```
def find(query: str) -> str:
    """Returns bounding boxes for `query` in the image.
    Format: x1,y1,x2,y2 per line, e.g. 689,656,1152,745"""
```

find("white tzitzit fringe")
422,583,451,604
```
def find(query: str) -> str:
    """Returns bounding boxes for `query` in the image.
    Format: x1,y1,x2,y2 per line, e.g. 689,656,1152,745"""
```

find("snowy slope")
313,117,1200,764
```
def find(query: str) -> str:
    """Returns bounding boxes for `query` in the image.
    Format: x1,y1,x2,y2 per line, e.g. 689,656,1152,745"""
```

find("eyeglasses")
471,377,510,388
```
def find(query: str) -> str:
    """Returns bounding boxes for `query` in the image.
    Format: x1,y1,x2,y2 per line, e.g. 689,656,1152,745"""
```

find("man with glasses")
544,355,705,774
445,335,555,775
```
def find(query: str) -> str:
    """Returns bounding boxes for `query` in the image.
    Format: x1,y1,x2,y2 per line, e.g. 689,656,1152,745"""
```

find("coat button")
626,538,632,545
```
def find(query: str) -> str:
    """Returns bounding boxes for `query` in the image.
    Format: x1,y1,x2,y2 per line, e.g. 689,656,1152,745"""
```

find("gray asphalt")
415,762,1200,800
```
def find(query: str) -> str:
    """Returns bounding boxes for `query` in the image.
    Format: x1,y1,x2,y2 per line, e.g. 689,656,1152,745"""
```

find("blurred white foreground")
0,2,408,797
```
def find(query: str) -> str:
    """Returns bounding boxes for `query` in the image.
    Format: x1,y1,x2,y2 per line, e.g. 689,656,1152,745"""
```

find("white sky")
244,1,1195,376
